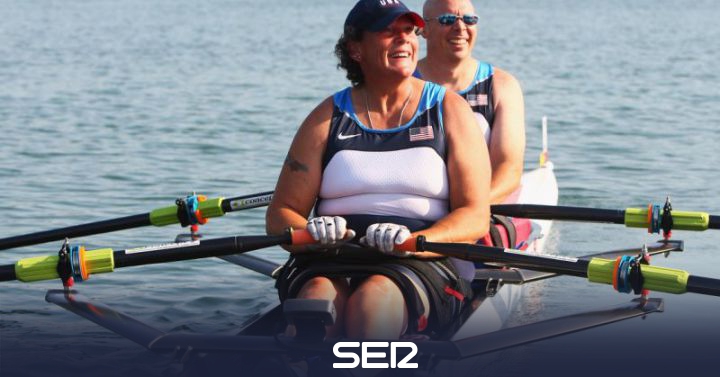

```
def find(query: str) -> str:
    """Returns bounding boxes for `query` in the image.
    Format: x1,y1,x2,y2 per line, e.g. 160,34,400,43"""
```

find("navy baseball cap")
345,0,424,32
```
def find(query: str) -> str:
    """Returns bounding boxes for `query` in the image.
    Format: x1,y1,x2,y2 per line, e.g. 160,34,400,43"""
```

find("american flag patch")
467,94,488,107
409,125,434,142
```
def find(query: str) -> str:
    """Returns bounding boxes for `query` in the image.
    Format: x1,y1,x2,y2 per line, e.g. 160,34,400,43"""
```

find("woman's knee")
356,275,404,297
347,275,407,314
346,275,408,338
297,276,348,301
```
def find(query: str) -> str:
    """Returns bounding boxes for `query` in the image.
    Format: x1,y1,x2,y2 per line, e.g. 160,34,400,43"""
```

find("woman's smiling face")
351,15,420,80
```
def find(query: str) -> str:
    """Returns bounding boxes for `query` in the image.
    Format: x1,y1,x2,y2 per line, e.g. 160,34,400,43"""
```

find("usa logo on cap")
379,0,400,6
345,0,424,32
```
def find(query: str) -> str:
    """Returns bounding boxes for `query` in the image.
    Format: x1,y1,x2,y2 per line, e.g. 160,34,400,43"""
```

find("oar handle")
288,229,418,251
289,229,316,246
397,239,417,252
396,236,421,253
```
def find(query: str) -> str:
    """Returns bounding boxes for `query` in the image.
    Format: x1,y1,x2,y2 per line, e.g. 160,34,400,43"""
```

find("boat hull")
451,161,558,341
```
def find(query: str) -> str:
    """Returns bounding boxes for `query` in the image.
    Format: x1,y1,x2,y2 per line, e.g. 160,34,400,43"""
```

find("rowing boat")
1,208,703,376
38,241,685,377
40,118,559,376
195,141,558,374
205,118,557,352
6,118,720,376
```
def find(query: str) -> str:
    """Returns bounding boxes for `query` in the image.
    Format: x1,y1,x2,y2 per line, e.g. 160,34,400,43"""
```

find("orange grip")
194,210,208,225
79,246,89,281
290,229,316,245
612,256,621,291
396,237,418,252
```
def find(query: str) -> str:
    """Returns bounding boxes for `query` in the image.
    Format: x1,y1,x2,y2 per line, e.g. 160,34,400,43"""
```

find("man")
417,0,525,205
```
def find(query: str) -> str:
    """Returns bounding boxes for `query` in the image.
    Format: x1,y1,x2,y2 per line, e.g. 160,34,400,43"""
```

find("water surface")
1,0,719,376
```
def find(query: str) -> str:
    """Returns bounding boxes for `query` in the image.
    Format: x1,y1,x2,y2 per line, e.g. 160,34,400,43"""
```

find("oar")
0,191,274,251
399,237,720,297
8,189,717,253
0,229,313,284
492,203,720,232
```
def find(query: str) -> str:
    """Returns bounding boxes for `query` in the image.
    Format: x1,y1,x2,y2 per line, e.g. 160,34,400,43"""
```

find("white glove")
360,223,413,257
306,216,356,246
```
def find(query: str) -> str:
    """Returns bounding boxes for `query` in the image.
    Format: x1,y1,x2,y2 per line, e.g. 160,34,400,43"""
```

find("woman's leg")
290,276,349,338
345,275,409,339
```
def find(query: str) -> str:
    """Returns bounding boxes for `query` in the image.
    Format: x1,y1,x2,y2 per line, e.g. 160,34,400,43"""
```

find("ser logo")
332,341,418,369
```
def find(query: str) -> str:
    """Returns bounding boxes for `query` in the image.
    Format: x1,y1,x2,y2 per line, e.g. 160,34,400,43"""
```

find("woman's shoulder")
296,95,337,140
440,86,468,108
417,79,446,108
308,95,335,118
299,85,358,138
330,86,354,113
413,79,468,120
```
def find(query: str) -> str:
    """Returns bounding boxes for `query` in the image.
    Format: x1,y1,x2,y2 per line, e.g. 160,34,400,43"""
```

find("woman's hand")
306,216,356,246
360,223,413,257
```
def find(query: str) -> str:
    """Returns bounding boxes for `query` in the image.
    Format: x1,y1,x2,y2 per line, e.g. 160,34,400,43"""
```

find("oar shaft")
687,275,720,297
0,191,276,252
493,204,711,231
114,234,288,268
416,238,720,297
0,265,16,281
710,215,720,230
0,229,314,283
222,191,274,213
490,204,626,224
419,240,590,277
0,214,150,251
4,193,715,253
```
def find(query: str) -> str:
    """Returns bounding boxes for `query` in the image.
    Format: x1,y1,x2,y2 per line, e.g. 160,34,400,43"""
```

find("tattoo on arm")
284,153,309,172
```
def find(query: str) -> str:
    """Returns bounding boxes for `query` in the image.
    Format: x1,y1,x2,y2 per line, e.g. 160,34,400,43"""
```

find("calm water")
1,0,719,376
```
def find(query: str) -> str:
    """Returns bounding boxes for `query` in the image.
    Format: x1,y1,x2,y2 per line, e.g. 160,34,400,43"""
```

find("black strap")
56,239,73,287
489,215,517,248
661,198,674,239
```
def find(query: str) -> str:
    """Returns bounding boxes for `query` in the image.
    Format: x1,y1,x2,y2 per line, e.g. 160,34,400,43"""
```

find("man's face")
423,0,478,62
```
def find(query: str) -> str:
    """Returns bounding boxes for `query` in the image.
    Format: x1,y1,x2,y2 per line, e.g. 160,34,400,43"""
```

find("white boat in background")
507,116,559,253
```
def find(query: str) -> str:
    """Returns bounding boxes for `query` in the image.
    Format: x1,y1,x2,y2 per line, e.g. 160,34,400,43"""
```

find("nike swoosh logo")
338,133,361,140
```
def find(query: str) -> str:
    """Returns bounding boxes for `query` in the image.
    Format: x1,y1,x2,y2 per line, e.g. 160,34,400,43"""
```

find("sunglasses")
426,13,479,26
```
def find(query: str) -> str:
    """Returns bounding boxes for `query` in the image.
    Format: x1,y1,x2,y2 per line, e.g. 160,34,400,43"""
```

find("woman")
266,0,491,340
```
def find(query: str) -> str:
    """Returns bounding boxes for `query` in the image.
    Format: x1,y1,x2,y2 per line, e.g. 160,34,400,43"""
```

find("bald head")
423,0,476,18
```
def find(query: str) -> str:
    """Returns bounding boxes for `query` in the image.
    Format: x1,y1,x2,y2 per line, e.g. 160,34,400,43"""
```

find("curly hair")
334,25,365,87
